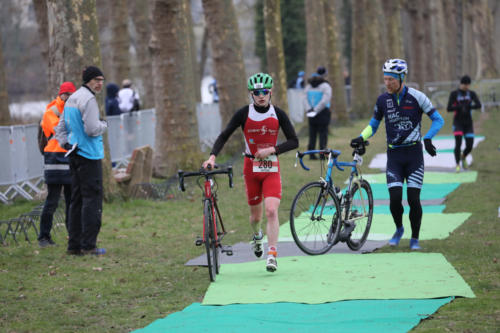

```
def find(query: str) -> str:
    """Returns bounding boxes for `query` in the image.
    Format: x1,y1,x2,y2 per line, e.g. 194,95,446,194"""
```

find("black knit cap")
460,75,471,85
82,66,104,84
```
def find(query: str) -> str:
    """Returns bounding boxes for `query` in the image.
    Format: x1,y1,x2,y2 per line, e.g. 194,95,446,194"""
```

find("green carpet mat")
366,213,471,240
135,298,454,333
370,183,460,200
362,171,477,184
277,212,470,242
202,253,475,305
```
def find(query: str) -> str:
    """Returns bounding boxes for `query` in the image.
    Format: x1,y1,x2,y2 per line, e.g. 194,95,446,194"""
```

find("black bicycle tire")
213,205,221,275
346,179,373,251
204,200,216,282
290,181,341,255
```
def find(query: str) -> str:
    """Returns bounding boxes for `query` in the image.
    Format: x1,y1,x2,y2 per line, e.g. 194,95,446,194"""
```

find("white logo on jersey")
387,100,393,108
396,120,413,131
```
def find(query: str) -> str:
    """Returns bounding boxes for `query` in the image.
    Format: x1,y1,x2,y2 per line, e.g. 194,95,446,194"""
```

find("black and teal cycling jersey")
360,86,444,148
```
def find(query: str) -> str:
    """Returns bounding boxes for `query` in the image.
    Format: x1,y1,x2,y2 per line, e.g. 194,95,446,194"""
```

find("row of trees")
0,0,498,197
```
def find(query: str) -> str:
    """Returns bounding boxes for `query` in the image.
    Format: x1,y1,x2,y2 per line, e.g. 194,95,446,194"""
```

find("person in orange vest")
38,81,76,248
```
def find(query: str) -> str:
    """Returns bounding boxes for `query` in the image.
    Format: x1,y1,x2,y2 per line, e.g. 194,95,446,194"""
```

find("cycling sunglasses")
252,89,270,96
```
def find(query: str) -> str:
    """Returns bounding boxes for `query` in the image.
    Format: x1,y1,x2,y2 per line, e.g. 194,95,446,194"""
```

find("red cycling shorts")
243,157,282,205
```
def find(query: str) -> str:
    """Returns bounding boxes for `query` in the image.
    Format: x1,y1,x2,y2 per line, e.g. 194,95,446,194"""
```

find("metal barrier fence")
3,81,498,203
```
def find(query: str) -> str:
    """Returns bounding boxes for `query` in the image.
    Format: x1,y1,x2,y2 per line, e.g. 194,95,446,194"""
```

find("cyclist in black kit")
447,75,481,172
351,59,444,250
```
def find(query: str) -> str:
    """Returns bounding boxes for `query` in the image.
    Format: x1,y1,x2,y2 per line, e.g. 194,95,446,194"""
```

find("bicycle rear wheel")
345,179,373,251
204,200,217,282
290,182,341,255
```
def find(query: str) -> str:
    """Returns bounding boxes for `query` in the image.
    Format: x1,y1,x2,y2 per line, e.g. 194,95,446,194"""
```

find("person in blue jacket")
350,59,444,250
105,83,121,116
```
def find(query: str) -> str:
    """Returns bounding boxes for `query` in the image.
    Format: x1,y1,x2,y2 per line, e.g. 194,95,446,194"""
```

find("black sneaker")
38,238,56,248
66,249,83,256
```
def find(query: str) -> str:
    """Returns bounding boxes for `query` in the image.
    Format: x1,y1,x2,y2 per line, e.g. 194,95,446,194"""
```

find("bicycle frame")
296,148,369,219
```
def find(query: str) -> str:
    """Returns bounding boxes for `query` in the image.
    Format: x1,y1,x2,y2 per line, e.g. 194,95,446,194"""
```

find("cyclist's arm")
209,106,248,157
274,107,299,155
447,90,458,112
470,91,482,110
423,109,444,140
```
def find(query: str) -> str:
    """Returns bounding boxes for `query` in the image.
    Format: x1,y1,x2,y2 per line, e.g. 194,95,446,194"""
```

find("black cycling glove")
424,138,436,157
350,136,364,148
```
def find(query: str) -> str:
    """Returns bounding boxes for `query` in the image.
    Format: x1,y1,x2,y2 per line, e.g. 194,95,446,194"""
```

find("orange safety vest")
41,96,67,153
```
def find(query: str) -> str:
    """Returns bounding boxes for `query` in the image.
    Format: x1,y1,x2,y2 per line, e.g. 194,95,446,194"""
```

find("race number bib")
253,155,278,172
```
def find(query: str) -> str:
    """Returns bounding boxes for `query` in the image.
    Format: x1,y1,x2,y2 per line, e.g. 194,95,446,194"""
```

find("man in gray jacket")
55,66,108,256
305,66,332,160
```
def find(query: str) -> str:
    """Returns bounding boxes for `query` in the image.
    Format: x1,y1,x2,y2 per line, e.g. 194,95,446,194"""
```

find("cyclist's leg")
387,149,405,245
463,125,474,168
264,197,280,249
453,121,464,169
405,144,424,250
262,172,281,272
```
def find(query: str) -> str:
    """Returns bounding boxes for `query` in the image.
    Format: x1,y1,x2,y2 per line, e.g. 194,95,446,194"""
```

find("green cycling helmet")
247,73,273,90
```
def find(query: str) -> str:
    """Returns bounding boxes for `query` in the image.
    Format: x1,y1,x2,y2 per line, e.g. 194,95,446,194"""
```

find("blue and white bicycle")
290,141,373,255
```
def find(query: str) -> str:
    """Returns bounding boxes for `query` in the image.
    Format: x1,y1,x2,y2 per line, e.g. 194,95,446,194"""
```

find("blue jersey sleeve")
423,110,444,139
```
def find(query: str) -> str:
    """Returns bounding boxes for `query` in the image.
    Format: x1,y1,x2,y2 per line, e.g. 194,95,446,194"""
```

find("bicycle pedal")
221,246,233,256
195,237,203,246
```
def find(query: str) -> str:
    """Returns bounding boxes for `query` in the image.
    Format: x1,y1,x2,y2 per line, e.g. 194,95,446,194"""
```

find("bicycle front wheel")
346,179,373,251
290,182,341,255
203,200,217,282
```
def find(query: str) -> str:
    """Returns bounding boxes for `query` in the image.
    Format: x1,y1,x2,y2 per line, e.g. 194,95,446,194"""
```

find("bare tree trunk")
199,26,209,78
305,0,327,77
128,0,154,108
150,0,200,177
109,0,130,84
324,0,348,124
47,0,118,199
350,0,368,118
467,0,498,78
406,1,425,89
32,0,49,63
442,0,460,80
186,0,201,103
429,0,449,81
32,0,50,99
202,0,247,154
364,0,383,116
0,33,10,125
382,0,404,59
96,0,113,79
263,0,288,112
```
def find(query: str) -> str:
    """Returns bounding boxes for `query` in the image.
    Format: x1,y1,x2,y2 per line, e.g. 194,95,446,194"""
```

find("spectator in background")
446,75,482,172
118,78,140,113
305,66,332,160
55,66,108,256
288,70,305,89
105,83,121,116
38,81,76,248
208,78,219,103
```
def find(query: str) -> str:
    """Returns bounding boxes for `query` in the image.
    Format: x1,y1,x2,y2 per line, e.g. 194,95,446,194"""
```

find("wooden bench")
114,145,153,196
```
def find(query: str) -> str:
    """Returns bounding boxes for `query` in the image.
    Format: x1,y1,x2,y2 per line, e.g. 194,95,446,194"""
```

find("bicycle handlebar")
178,164,233,192
295,141,369,172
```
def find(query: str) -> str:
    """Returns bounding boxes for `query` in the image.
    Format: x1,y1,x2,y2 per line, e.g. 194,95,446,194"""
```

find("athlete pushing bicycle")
202,73,299,272
351,59,444,250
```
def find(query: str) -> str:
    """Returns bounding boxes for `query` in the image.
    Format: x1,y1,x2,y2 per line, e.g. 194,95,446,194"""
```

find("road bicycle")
178,165,233,282
290,141,373,255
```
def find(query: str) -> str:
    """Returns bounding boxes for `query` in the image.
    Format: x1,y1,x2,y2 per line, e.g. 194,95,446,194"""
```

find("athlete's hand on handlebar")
202,155,216,170
350,136,364,148
254,147,276,159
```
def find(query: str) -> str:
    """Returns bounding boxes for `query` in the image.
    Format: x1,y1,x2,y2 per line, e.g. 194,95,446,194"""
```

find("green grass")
1,109,499,332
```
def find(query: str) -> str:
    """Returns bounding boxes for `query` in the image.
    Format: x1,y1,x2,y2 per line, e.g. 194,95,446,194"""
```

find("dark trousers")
38,183,71,240
68,155,103,251
308,108,331,151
